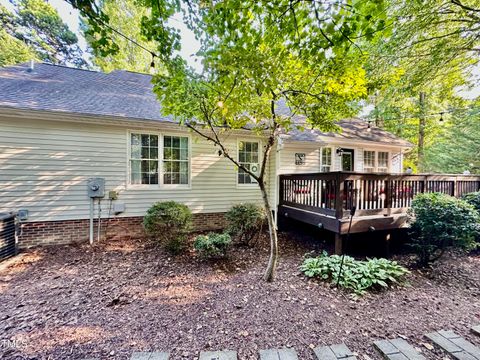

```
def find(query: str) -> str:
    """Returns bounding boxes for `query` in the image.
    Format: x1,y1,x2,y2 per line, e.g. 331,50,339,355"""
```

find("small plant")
143,201,192,254
300,252,409,295
408,193,479,266
225,203,265,246
194,232,232,259
462,191,480,213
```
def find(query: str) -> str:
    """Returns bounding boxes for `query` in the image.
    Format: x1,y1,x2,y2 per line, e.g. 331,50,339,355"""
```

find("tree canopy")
0,0,86,67
363,0,480,172
81,0,156,73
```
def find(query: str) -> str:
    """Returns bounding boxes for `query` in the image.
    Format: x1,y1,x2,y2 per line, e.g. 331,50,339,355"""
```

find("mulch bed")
0,231,479,360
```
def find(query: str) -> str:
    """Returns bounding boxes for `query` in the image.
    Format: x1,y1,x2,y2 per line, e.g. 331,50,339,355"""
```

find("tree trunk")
418,92,426,172
259,181,278,282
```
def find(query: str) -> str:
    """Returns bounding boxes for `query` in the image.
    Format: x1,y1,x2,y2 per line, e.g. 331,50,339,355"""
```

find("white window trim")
236,138,262,188
126,130,192,190
377,150,390,173
320,146,333,172
362,149,391,173
162,132,192,189
363,149,376,172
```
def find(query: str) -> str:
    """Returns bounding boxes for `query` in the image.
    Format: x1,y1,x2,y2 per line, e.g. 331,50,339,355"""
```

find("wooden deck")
278,172,480,253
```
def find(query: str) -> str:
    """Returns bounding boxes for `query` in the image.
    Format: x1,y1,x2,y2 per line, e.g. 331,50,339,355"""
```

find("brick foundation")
18,212,226,248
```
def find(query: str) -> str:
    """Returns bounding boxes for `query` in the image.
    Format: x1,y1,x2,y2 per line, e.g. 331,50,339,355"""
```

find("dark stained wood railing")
279,172,480,220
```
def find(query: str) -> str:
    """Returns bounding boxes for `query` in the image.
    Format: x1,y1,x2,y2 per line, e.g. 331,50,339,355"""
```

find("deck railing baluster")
278,172,480,224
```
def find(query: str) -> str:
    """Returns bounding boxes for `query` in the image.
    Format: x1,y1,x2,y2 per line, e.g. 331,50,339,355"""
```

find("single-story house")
0,62,413,248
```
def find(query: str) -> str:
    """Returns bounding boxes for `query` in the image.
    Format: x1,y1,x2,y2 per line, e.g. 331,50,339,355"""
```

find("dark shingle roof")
0,62,412,147
0,62,172,122
281,118,412,147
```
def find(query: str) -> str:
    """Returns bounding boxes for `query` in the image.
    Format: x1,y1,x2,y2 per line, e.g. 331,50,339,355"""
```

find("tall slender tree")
68,0,388,281
0,0,86,67
0,5,35,67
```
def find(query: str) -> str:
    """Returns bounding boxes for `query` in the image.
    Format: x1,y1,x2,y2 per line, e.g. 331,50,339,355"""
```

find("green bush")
143,201,192,254
194,232,232,258
225,203,265,246
462,191,480,213
408,193,479,266
300,252,409,295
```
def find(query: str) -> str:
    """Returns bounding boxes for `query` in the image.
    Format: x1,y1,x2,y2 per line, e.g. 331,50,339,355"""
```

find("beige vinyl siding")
0,117,265,222
278,143,320,174
278,142,405,174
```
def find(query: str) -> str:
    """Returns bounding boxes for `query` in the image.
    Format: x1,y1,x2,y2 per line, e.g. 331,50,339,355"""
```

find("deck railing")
279,172,480,219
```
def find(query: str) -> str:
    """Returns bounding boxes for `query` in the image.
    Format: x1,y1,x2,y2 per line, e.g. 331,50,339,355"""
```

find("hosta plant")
300,252,409,295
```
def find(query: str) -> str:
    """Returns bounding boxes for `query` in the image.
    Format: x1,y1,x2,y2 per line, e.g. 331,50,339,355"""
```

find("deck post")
384,232,391,257
335,233,343,255
335,173,345,219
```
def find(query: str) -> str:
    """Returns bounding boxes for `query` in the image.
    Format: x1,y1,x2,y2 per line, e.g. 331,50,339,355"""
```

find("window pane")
130,134,158,185
131,160,141,174
149,160,158,173
150,135,158,147
164,173,172,184
172,137,180,148
141,134,150,146
164,161,172,172
180,149,188,160
172,162,180,172
180,137,188,148
164,148,172,160
364,151,375,168
237,142,259,184
131,171,141,184
150,147,158,160
141,160,149,173
180,174,188,184
180,162,188,174
131,134,141,146
164,136,171,147
172,148,180,160
378,152,388,167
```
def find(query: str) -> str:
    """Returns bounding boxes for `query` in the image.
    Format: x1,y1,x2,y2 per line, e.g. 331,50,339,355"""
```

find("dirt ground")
0,230,479,360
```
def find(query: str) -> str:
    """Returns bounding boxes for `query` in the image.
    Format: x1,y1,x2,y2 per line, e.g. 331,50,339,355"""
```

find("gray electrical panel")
87,178,105,198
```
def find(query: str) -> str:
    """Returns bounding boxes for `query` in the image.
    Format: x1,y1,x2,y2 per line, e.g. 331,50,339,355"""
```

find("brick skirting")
18,212,226,248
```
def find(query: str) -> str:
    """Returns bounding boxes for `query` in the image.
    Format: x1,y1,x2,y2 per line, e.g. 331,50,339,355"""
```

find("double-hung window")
238,141,259,184
377,151,389,172
129,133,189,186
163,135,189,185
321,147,332,172
130,133,159,184
363,150,376,172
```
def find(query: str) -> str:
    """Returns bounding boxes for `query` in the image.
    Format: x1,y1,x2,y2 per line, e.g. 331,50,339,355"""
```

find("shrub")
143,201,192,254
300,252,409,295
194,232,232,258
462,191,480,213
408,193,479,266
225,203,265,246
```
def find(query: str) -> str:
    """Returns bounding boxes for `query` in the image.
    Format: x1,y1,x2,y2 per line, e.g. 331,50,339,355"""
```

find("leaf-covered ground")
0,232,479,360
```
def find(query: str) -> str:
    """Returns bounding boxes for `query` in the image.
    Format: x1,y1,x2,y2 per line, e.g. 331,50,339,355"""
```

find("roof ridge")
34,62,103,74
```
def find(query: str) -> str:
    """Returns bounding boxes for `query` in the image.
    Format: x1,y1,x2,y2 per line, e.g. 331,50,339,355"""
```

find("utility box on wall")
87,178,105,198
